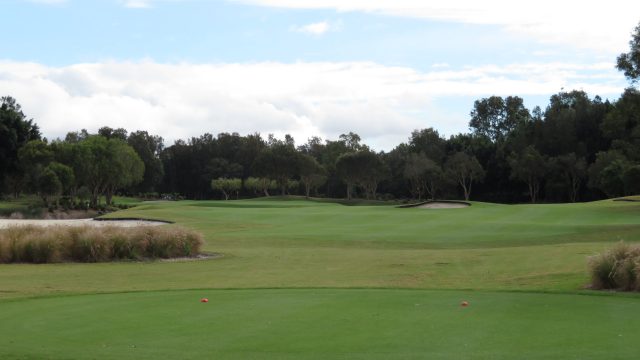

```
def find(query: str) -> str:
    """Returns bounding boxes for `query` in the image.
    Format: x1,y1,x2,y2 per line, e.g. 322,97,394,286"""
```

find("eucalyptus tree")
211,178,242,200
298,154,327,198
469,96,530,143
551,153,587,202
508,146,548,203
336,150,388,200
445,152,485,201
617,21,640,83
404,152,443,200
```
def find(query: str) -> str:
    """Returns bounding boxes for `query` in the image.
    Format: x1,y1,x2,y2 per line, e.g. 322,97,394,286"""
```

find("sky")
0,0,638,150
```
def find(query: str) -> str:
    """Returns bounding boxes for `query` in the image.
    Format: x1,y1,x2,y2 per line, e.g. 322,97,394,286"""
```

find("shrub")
589,242,640,291
0,225,204,264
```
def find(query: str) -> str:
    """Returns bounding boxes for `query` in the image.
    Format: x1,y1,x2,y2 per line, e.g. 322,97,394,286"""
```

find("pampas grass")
0,225,203,263
589,242,640,291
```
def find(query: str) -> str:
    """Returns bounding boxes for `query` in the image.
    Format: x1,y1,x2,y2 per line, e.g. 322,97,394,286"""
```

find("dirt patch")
0,218,167,229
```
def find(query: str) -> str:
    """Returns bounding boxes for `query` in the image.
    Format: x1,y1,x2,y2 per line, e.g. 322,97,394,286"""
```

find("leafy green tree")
469,96,530,142
98,126,128,141
617,22,640,83
244,177,277,197
408,128,446,164
356,151,388,199
47,162,75,197
17,140,53,195
211,178,242,200
403,152,443,200
298,154,327,198
205,158,243,180
73,136,144,207
588,151,629,198
336,150,388,200
601,88,640,162
599,160,628,197
253,140,298,195
0,97,40,195
37,167,62,207
508,146,548,203
338,132,363,151
552,153,587,202
335,152,360,200
103,139,144,205
445,152,485,201
127,131,165,194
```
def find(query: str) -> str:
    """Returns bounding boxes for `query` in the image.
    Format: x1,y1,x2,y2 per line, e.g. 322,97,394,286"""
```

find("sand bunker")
399,201,471,209
416,202,469,209
0,218,167,229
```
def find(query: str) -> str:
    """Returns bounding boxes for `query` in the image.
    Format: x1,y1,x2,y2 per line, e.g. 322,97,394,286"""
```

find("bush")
0,225,204,264
589,242,640,291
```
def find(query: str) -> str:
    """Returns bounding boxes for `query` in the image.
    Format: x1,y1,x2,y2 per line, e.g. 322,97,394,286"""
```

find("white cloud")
121,0,152,8
292,21,332,36
234,0,640,54
0,60,625,150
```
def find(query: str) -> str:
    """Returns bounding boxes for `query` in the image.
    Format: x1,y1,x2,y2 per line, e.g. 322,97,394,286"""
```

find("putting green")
1,289,639,359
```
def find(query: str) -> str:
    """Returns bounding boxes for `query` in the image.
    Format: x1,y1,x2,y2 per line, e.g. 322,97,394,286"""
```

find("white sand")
0,218,167,229
415,202,469,209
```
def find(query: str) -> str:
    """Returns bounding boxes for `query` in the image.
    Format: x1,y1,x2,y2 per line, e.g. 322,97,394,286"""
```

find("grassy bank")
0,197,638,358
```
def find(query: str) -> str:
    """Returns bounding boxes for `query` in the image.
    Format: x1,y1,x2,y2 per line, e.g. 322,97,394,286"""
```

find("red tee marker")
461,301,469,307
200,298,209,303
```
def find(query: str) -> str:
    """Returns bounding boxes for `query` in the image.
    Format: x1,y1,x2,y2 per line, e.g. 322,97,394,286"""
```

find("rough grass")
589,241,640,291
0,225,203,263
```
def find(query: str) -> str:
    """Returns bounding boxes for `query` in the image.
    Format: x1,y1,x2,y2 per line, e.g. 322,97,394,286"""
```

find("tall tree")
73,136,144,207
127,131,165,194
253,139,298,195
98,126,128,141
356,151,389,199
508,146,548,203
408,128,446,164
445,152,485,201
551,153,587,202
335,152,360,200
588,151,629,198
102,139,145,205
0,96,40,194
298,154,327,198
469,96,530,142
336,150,388,200
211,178,242,200
403,152,442,200
617,22,640,83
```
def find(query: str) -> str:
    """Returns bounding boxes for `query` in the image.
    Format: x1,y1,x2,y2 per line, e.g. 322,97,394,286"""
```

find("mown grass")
1,289,640,360
0,197,638,358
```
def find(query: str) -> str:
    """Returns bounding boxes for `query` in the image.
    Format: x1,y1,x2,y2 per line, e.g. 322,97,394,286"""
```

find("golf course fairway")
1,197,639,358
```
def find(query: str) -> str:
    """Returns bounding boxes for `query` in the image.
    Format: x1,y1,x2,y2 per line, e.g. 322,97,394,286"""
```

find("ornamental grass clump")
589,242,640,291
0,225,204,264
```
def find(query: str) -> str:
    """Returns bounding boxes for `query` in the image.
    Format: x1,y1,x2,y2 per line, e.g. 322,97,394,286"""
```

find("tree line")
1,22,639,206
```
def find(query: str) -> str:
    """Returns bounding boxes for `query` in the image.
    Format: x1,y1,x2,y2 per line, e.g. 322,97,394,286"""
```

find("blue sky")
0,0,636,150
